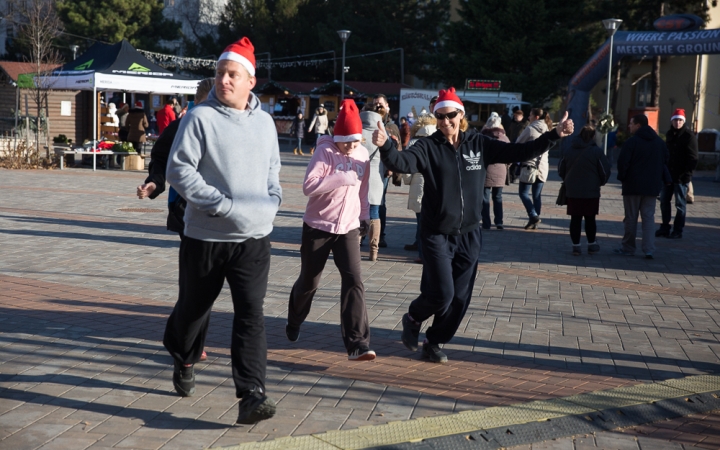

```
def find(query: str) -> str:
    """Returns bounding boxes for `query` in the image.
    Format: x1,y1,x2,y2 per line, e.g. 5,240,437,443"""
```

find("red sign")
466,79,501,91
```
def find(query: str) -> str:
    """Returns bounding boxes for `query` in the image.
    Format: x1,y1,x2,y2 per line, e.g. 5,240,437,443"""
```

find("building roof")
0,61,60,84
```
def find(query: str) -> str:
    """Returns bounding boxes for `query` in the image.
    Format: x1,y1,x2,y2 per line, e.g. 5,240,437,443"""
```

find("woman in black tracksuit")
372,87,574,364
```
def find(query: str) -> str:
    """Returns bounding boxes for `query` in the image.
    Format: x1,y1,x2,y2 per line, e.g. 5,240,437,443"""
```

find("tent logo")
128,63,151,72
74,59,93,70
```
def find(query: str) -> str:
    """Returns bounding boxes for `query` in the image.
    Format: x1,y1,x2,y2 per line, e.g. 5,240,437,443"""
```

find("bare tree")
10,0,64,160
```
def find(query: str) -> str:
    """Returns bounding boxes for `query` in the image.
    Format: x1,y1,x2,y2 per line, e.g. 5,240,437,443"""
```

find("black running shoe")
285,323,300,342
401,313,420,352
422,342,448,364
236,388,276,424
173,360,195,397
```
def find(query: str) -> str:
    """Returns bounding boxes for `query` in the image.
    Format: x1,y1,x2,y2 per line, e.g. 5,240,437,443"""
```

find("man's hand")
372,120,388,147
358,220,370,237
137,182,156,199
555,111,574,138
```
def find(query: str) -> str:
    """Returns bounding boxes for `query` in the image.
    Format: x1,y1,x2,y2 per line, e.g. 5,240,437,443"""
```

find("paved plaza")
1,148,720,449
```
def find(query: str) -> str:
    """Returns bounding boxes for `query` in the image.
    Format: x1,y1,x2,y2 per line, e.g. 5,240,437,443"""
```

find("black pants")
409,227,482,345
288,223,370,352
569,215,596,245
163,236,271,397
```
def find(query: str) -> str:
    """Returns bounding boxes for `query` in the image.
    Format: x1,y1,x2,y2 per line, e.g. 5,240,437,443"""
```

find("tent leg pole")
93,87,97,171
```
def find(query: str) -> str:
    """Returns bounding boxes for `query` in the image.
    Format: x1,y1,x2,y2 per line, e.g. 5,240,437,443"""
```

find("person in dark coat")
615,114,669,259
656,108,698,239
125,102,148,152
559,125,611,256
372,87,574,364
291,112,306,155
507,107,528,143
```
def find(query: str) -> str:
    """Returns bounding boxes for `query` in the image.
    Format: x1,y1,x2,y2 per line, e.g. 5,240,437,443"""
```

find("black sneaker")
645,253,654,260
236,388,276,424
173,360,195,397
422,342,448,364
285,323,300,342
572,245,581,256
401,313,421,352
378,238,388,248
655,228,670,237
668,231,682,239
496,225,504,230
587,242,600,254
348,346,376,361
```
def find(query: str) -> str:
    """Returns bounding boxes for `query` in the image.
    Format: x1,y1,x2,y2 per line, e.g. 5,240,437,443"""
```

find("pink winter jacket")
302,136,370,234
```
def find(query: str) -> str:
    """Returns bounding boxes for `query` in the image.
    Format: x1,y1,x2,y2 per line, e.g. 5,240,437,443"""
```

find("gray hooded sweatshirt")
166,88,282,242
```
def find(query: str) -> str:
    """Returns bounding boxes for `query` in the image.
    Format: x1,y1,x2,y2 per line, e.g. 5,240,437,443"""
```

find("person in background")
126,101,148,153
656,108,698,240
559,124,611,255
171,96,183,117
286,99,375,361
507,107,528,143
501,107,513,133
308,105,329,155
403,113,437,263
516,108,553,229
136,78,215,361
615,114,668,259
399,117,411,149
291,112,307,156
360,104,387,261
118,103,130,142
480,113,509,230
156,100,177,135
372,94,401,249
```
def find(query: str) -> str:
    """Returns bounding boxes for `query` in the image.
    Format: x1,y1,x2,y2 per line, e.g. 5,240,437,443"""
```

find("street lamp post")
602,18,622,155
337,30,351,101
70,45,79,60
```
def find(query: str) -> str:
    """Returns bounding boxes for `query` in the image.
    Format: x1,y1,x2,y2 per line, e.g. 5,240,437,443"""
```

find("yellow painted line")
212,374,720,450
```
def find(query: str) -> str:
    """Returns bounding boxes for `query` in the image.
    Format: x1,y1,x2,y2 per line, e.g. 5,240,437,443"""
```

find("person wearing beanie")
480,114,510,230
360,103,388,261
656,108,698,239
286,99,376,361
373,86,574,364
164,36,281,425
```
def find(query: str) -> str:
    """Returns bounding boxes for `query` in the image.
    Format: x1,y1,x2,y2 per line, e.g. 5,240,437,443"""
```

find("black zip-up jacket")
665,125,698,184
379,128,560,235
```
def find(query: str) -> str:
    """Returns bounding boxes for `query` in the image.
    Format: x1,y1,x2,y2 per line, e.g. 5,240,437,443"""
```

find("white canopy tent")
24,40,201,170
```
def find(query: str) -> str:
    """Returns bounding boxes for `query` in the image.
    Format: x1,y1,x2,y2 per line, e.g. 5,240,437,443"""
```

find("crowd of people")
133,35,699,426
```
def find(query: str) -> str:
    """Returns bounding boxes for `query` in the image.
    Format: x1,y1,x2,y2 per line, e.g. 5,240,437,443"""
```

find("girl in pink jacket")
286,100,375,361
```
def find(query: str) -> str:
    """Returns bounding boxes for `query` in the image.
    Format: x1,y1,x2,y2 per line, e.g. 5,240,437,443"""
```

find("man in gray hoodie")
163,37,281,425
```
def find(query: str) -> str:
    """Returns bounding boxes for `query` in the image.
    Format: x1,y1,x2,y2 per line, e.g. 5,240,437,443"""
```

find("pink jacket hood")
302,135,370,234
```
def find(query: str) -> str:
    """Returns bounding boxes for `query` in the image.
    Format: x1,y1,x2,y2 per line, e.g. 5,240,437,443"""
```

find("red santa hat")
134,101,143,108
218,37,256,77
433,87,464,113
333,99,362,143
671,108,686,121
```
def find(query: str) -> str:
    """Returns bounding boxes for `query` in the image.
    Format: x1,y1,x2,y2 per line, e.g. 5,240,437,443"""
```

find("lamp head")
337,30,351,42
602,19,623,36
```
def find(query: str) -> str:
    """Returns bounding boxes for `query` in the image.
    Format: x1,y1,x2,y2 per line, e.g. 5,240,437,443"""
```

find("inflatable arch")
565,15,720,144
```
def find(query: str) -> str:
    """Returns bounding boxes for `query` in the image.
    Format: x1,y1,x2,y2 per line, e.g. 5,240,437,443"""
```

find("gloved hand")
358,220,370,237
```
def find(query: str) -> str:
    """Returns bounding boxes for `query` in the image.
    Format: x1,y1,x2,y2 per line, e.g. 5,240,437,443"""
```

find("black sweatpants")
409,227,482,345
163,235,271,398
288,223,370,353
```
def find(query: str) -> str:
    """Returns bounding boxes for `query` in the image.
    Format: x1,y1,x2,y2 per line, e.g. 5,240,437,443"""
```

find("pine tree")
56,0,180,51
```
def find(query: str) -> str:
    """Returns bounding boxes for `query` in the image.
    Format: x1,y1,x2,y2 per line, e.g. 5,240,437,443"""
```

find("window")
635,78,651,108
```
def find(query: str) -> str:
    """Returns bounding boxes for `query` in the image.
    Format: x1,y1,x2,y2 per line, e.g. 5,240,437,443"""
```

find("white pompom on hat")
218,37,256,77
333,99,362,143
433,87,464,113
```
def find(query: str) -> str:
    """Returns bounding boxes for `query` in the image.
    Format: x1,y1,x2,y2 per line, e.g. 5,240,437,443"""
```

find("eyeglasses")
434,110,461,121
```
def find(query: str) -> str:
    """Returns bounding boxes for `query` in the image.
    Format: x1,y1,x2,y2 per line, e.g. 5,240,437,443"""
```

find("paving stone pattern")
0,149,719,449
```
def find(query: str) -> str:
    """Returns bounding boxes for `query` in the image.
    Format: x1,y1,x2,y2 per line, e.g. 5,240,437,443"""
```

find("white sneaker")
348,346,376,361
